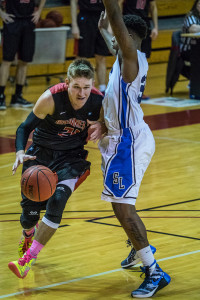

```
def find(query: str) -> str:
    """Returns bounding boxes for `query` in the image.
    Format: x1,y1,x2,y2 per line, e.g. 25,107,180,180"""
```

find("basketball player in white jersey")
95,0,171,297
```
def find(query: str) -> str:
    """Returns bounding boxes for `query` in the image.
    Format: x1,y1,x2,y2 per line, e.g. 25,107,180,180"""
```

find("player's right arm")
70,0,80,39
12,90,54,175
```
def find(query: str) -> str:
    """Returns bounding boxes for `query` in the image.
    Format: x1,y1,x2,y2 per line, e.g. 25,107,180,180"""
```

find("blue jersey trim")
104,128,136,198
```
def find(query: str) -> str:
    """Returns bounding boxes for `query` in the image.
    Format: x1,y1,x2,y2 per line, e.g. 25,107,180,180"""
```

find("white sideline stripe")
0,268,122,299
155,136,200,144
1,249,200,299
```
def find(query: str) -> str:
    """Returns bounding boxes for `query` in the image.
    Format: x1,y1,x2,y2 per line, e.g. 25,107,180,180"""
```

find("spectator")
119,0,158,99
0,0,46,110
180,0,200,61
120,0,158,58
70,0,110,94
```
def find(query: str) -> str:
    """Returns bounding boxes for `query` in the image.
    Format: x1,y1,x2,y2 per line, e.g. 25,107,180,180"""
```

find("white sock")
99,84,106,92
137,246,156,274
133,251,139,260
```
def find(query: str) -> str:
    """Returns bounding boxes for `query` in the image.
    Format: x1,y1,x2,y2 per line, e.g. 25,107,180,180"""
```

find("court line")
1,249,200,299
155,136,200,144
0,126,17,131
0,163,13,169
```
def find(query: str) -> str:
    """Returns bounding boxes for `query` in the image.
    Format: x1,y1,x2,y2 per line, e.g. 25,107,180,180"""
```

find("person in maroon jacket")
0,0,46,110
8,59,104,279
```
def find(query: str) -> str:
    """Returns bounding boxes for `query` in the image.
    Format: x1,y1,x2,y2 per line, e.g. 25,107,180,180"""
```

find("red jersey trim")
91,87,104,96
49,83,68,94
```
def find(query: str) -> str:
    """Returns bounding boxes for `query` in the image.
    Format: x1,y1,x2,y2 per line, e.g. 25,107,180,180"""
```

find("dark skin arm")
103,0,139,83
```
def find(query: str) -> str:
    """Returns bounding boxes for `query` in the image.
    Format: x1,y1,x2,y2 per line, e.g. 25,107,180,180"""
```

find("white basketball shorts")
98,122,155,205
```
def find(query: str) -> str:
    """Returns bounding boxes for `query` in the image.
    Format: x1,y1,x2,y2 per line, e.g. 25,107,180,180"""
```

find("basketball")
40,18,57,28
45,10,63,27
35,18,42,28
21,165,57,202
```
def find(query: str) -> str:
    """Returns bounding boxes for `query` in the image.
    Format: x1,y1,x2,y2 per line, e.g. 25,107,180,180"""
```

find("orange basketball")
21,165,57,202
35,18,42,28
40,18,57,28
46,10,63,27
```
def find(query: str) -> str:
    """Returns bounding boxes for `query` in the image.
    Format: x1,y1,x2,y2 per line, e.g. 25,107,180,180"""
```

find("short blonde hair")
67,59,94,81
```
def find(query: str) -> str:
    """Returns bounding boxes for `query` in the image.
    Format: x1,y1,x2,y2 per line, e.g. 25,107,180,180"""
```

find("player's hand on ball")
12,150,36,175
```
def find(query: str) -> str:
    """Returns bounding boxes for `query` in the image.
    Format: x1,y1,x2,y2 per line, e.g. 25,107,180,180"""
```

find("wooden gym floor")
0,62,200,299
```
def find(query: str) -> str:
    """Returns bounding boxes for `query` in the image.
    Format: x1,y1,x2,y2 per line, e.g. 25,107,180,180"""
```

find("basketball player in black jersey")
8,59,105,279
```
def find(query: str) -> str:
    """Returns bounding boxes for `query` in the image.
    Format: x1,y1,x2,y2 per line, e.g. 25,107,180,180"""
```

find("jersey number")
58,126,80,137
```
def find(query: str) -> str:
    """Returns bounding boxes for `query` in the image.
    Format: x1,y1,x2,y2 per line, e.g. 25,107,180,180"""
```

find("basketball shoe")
8,249,37,279
131,261,171,298
10,94,34,108
121,240,156,268
18,223,38,257
0,94,6,110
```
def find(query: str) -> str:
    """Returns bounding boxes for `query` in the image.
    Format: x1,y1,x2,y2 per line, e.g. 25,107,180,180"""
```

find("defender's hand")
98,11,109,31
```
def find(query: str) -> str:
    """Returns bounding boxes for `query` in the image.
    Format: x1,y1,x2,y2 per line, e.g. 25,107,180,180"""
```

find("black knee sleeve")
20,209,40,229
44,184,72,224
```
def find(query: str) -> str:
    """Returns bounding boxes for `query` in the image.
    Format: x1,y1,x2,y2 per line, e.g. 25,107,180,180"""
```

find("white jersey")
103,50,148,134
99,50,155,204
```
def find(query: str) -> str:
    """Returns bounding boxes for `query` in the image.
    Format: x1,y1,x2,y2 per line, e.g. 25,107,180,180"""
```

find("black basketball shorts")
3,18,35,62
77,11,110,58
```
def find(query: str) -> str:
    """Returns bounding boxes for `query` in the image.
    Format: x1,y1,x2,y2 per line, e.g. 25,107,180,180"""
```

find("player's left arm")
103,0,138,83
149,0,158,40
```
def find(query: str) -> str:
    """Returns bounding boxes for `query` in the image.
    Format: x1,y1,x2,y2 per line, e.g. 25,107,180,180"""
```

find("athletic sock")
15,84,23,96
137,245,156,274
29,240,44,257
0,86,5,96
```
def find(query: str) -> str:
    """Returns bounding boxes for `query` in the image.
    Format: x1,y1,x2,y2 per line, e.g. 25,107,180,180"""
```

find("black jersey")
5,0,35,18
78,0,104,13
123,0,153,28
33,83,103,151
